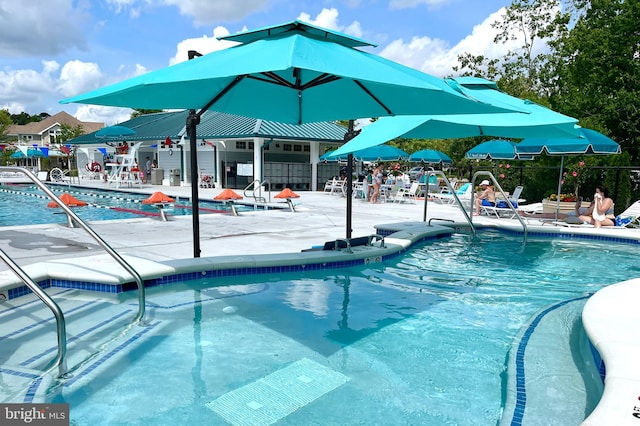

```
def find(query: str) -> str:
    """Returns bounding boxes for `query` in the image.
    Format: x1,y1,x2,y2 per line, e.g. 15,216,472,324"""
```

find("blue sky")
0,0,515,125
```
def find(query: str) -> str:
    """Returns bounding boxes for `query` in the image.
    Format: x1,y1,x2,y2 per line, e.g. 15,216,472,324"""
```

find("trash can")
169,169,181,186
151,168,164,185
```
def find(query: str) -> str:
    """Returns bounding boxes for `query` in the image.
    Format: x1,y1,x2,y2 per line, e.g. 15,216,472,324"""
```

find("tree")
58,123,85,143
0,109,12,140
454,0,570,101
551,0,640,162
131,109,163,118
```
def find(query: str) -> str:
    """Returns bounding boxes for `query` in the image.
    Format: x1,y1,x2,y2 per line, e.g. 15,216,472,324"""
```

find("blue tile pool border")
508,295,595,426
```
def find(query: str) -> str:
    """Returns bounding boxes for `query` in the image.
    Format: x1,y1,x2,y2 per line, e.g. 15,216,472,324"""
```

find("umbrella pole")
345,120,358,239
188,110,201,258
555,155,564,221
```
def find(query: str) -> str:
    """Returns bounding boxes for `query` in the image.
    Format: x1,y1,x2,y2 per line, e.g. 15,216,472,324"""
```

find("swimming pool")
0,184,252,226
9,231,635,425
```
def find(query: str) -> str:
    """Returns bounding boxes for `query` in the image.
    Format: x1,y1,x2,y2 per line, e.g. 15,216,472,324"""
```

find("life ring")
202,175,211,183
85,161,102,173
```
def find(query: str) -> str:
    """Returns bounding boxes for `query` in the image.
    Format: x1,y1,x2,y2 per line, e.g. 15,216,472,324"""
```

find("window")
248,141,254,150
294,144,302,152
283,144,292,151
236,141,246,149
303,145,310,152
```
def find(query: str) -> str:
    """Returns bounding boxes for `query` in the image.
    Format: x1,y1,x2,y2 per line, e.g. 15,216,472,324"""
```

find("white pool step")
206,358,349,426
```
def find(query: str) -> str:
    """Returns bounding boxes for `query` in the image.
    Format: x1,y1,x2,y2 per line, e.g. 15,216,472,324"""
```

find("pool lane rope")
0,187,162,216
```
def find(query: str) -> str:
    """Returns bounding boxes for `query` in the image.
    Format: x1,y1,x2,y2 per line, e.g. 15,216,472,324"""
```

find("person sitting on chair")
474,179,495,216
579,185,615,227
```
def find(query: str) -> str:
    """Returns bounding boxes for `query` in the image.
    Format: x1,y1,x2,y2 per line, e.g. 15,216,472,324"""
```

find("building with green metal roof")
67,110,349,191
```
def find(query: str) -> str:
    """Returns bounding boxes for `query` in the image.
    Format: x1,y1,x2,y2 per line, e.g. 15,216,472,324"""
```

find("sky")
0,0,517,125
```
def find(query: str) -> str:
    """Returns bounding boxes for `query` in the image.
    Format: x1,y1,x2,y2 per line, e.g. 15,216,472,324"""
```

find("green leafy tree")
58,123,85,143
454,0,570,101
551,0,640,162
0,109,12,140
131,109,163,118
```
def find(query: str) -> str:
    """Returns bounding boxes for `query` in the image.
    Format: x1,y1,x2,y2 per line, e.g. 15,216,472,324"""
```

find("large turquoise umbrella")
327,144,408,162
330,77,580,157
515,128,621,218
409,149,453,164
465,140,528,160
60,21,523,254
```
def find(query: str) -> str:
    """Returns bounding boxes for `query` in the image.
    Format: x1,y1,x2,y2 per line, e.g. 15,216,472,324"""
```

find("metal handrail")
242,179,272,204
423,171,476,238
0,247,67,377
0,167,146,324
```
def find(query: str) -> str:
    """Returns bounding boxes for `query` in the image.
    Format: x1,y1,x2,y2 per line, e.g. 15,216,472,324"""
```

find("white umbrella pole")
555,155,564,221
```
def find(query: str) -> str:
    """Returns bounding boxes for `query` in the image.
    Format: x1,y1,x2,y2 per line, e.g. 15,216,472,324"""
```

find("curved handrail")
0,167,146,324
0,248,67,377
242,179,271,203
423,171,476,238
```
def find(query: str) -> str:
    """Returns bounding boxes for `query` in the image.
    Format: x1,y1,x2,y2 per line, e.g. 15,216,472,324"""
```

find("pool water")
0,184,244,226
43,232,639,424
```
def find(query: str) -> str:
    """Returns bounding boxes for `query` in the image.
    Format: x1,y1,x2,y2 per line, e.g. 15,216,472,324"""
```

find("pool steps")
0,222,451,297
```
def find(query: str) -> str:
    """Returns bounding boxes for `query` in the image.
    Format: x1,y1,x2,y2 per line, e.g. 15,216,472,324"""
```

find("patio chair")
481,186,524,218
393,182,420,203
431,182,472,205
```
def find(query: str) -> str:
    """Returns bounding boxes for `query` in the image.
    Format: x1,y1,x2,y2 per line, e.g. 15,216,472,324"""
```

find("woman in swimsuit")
370,165,383,203
579,185,615,227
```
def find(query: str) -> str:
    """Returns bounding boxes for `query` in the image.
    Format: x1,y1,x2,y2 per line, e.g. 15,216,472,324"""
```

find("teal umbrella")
409,149,453,164
465,140,531,160
328,144,408,162
95,125,136,140
60,24,519,124
60,21,523,254
330,77,580,157
515,128,621,218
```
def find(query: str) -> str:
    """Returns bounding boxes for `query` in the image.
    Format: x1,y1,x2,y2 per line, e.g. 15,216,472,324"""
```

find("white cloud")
297,8,363,39
58,61,104,98
73,104,133,126
0,0,87,57
168,26,235,66
379,7,519,77
0,65,57,114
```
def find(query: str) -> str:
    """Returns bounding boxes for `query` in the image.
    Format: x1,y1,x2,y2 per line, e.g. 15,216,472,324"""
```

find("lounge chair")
481,186,524,218
431,182,472,205
550,200,640,228
393,182,420,203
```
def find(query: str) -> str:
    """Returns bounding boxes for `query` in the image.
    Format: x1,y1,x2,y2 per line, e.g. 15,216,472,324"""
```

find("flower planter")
542,199,577,214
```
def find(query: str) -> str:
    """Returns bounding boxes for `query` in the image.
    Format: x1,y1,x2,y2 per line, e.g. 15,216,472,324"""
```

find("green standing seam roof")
66,110,347,145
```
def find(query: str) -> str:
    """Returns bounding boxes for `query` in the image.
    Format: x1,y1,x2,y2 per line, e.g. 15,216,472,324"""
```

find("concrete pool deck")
1,180,640,425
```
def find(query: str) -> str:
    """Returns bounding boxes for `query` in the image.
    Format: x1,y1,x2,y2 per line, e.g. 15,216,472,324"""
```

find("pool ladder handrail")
0,247,67,377
243,179,271,203
0,167,147,373
423,170,476,238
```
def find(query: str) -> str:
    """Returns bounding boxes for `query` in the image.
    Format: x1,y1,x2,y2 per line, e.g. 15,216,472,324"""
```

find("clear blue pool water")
0,184,245,226
48,232,639,425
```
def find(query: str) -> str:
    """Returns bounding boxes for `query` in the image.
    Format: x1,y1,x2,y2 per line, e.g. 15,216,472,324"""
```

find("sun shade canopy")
60,22,524,125
330,77,580,157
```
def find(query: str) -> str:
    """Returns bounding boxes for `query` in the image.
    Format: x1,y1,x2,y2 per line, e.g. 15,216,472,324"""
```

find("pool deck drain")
206,358,349,425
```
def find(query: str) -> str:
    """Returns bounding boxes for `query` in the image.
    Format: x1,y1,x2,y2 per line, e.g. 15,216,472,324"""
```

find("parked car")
408,166,434,181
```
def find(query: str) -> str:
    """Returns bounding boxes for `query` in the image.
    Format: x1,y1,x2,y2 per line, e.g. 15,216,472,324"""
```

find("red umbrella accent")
274,188,300,199
214,189,243,200
142,192,176,204
47,193,87,208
